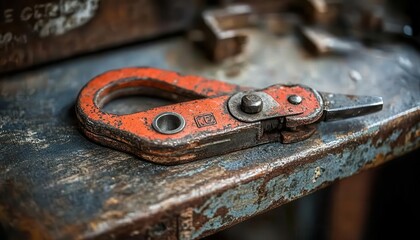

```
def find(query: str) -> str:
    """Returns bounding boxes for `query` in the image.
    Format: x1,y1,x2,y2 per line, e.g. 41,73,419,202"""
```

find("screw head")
288,95,302,105
241,94,263,114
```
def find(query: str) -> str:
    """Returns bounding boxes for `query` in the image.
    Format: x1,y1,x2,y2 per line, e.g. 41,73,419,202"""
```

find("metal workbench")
1,30,419,239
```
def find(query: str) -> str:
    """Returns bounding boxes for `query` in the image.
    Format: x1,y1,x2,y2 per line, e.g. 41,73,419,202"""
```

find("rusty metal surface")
0,0,201,74
0,29,419,239
76,67,333,164
76,68,249,164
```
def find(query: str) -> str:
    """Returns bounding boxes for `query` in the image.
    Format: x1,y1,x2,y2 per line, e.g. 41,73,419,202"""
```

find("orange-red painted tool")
76,67,383,165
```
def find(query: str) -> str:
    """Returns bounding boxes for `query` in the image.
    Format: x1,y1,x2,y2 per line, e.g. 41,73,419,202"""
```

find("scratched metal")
0,29,419,239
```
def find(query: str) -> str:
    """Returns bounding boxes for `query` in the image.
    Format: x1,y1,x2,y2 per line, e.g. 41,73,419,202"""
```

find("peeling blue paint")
191,124,418,239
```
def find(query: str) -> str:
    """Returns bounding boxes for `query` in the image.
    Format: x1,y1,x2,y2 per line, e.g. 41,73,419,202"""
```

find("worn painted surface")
76,67,323,164
0,0,201,73
0,30,419,239
190,110,419,238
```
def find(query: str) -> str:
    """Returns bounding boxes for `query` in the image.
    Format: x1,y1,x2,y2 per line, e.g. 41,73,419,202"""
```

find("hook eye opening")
93,78,204,115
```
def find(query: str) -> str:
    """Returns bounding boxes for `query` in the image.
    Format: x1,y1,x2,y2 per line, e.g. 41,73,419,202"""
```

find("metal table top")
1,30,419,239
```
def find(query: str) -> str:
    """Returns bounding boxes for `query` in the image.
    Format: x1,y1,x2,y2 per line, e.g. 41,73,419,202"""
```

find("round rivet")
152,112,185,134
241,94,263,114
288,95,302,105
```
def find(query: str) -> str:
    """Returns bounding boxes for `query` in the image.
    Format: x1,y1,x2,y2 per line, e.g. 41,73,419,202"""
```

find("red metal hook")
76,67,324,164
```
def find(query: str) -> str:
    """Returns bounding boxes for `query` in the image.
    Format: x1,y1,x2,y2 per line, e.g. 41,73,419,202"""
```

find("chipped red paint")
76,67,323,164
264,85,323,127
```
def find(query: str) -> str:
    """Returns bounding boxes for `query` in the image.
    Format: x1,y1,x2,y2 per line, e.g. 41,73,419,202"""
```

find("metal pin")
288,95,302,105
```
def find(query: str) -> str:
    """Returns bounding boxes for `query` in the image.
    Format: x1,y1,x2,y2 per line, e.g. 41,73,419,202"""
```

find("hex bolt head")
288,95,302,105
241,94,263,114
